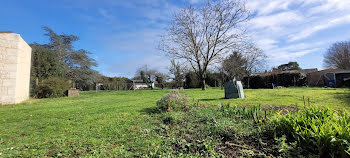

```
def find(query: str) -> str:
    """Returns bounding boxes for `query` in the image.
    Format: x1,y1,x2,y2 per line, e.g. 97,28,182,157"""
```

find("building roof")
302,68,318,74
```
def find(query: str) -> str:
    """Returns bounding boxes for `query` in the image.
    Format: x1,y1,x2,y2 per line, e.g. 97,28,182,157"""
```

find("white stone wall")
0,33,31,105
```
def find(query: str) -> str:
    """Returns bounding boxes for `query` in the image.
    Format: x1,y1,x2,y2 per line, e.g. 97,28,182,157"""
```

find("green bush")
271,106,350,157
34,77,70,98
156,90,189,112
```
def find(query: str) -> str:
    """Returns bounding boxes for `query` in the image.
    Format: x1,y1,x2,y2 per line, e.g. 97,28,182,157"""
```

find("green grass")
188,88,350,112
0,88,349,157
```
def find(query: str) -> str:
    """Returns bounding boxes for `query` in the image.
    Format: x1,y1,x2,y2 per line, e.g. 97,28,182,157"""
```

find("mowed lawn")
0,88,349,157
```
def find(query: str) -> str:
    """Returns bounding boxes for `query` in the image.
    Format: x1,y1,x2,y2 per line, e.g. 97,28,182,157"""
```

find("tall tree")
42,26,98,89
222,42,266,87
324,40,350,69
159,0,250,90
222,51,247,80
42,26,78,70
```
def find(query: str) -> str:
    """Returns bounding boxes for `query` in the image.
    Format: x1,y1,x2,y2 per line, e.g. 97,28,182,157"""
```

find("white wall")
0,33,31,105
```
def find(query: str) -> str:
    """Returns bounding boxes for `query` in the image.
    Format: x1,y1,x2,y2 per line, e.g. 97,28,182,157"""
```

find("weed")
156,90,189,112
271,106,350,157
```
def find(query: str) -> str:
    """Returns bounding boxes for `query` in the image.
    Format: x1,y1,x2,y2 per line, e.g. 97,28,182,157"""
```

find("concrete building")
0,32,32,105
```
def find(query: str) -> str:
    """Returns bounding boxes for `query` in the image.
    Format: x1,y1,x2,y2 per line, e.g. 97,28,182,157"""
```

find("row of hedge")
243,73,306,89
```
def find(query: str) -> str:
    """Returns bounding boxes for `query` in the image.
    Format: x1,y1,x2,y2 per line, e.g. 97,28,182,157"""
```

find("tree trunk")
201,78,206,90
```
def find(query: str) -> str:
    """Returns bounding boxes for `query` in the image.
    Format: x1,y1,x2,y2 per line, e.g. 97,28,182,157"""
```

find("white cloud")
250,11,303,30
288,15,350,42
246,0,350,68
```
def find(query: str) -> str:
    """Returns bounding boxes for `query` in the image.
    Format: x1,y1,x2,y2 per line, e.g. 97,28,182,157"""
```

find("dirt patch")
216,132,279,157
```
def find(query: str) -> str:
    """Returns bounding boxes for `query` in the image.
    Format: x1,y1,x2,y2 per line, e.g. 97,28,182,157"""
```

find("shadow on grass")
139,107,162,114
332,89,350,108
198,97,225,101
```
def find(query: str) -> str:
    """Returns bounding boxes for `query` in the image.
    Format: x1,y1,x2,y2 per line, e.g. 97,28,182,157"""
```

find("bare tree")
243,43,266,73
169,60,187,88
241,42,266,88
324,41,350,69
159,0,250,90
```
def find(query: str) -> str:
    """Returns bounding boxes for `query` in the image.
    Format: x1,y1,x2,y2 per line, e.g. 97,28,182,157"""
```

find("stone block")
224,80,245,99
0,33,31,105
68,89,80,97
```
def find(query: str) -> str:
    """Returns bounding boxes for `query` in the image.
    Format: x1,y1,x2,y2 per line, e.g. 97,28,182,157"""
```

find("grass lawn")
0,88,349,157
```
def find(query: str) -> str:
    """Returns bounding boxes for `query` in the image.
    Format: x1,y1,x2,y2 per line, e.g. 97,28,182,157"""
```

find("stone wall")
0,33,31,105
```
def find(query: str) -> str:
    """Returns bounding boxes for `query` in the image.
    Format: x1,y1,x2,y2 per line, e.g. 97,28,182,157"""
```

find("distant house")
132,80,155,89
307,69,350,87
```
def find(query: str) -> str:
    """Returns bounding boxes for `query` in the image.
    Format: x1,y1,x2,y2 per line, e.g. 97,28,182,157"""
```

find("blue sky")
1,0,350,77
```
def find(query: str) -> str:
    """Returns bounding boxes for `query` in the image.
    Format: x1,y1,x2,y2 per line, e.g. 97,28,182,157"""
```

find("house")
307,69,350,87
132,80,155,89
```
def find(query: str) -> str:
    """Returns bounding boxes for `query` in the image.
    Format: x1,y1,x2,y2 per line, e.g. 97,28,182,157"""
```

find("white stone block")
0,33,31,105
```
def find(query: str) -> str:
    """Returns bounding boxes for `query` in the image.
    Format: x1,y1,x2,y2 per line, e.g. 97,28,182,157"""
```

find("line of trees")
30,0,348,95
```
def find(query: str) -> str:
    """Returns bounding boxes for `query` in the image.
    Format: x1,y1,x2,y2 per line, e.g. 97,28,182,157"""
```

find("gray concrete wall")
0,33,31,105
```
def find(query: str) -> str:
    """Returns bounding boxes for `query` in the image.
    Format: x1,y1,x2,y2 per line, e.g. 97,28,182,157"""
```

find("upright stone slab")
236,81,244,98
0,32,32,105
224,81,239,99
224,80,245,99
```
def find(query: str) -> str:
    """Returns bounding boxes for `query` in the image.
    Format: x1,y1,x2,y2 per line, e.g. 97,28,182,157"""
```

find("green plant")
33,77,70,98
271,106,350,157
218,103,269,124
156,90,189,112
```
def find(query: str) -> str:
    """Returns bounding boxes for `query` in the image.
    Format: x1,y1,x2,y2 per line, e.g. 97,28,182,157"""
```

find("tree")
42,26,78,71
65,49,98,89
324,41,350,69
140,71,150,84
42,26,98,89
278,62,301,71
222,51,247,80
159,0,250,90
242,43,266,88
222,42,266,87
155,72,169,89
30,43,63,85
169,60,187,88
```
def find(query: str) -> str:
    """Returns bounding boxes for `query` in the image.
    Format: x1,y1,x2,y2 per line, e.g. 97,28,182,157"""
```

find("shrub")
34,77,70,98
156,90,189,112
270,106,350,157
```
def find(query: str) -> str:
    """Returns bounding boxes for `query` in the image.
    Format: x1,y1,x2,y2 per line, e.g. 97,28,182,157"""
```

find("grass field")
0,88,349,157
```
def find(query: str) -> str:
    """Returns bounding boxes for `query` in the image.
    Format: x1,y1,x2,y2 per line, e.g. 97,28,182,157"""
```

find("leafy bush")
34,77,70,98
156,90,189,112
271,106,350,157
